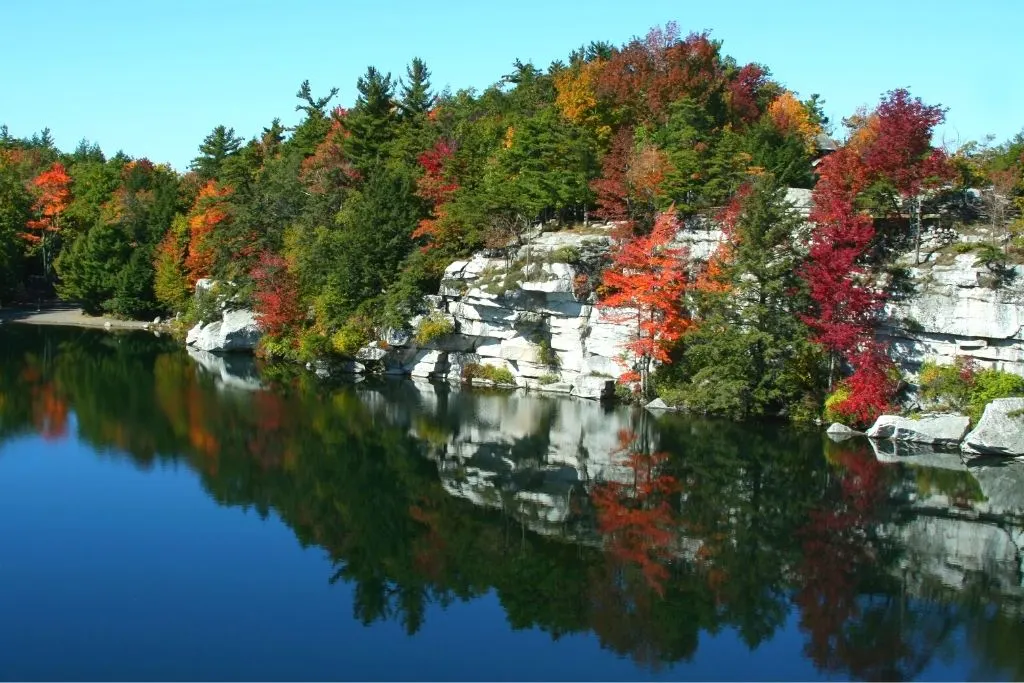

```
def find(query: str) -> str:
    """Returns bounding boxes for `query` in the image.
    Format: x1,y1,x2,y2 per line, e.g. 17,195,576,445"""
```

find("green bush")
415,312,455,345
462,362,516,385
538,373,560,385
919,357,1024,423
549,246,580,264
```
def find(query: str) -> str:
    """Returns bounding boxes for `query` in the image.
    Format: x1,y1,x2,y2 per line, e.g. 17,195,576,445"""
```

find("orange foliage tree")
184,180,233,285
599,208,690,394
22,162,72,279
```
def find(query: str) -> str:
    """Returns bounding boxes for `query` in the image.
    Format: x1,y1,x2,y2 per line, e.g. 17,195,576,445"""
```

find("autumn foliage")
184,180,233,285
800,89,952,423
600,208,690,392
251,252,304,340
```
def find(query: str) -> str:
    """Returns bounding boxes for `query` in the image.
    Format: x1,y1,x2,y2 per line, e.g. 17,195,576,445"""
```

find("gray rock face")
866,413,970,447
186,309,262,353
962,398,1024,458
883,254,1024,376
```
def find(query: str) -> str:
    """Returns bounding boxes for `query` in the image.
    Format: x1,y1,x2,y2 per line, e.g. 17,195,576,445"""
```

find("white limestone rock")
962,398,1024,458
571,375,615,400
408,350,449,379
187,309,262,353
866,414,970,447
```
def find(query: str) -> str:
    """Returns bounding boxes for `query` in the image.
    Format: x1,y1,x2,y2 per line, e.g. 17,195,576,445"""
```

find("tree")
399,58,433,120
666,178,823,418
599,208,690,395
190,125,243,181
153,214,191,313
251,252,304,341
184,181,233,285
345,67,397,173
23,162,72,282
0,159,32,300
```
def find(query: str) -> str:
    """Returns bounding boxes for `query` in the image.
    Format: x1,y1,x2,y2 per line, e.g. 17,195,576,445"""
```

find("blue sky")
2,0,1020,171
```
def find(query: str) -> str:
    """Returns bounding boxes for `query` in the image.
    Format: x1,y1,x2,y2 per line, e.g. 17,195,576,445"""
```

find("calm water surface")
1,325,1023,681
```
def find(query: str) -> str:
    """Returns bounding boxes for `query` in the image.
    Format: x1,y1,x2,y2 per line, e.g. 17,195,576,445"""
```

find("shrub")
919,357,1024,423
537,337,559,369
550,245,581,264
538,373,560,385
415,312,455,345
823,386,853,425
331,314,374,357
462,362,516,385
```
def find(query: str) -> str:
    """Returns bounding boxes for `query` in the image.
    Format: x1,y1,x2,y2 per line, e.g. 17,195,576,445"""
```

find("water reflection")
1,325,1023,680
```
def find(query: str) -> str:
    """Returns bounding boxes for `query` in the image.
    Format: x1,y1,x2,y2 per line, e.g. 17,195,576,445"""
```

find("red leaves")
600,209,690,384
861,89,950,197
251,252,303,340
413,138,459,251
800,90,949,402
832,348,899,428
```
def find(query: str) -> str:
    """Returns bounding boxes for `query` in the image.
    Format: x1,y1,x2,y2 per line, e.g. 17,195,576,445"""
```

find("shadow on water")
1,324,1024,680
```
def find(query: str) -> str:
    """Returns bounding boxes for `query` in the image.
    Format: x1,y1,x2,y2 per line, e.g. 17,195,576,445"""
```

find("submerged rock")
866,413,970,447
962,398,1024,459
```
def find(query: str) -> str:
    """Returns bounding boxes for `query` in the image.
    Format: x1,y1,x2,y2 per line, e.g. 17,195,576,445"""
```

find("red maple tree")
599,208,690,394
251,252,304,341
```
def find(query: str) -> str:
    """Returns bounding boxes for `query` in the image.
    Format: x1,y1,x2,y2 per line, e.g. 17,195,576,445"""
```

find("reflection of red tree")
20,366,68,441
591,430,679,595
795,442,889,672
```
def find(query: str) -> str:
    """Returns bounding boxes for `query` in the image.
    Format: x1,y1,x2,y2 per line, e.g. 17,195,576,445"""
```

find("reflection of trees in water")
1,325,1023,677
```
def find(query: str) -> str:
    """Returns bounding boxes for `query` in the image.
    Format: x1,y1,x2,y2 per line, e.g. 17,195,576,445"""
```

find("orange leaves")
625,144,670,205
21,162,71,242
768,91,822,150
184,180,232,284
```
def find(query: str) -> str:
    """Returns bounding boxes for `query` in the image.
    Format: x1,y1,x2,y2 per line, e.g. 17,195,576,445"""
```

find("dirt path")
0,305,154,330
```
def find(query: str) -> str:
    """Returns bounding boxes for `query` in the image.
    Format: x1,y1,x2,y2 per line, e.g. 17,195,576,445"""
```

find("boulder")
826,423,860,442
356,345,388,362
571,375,615,400
187,309,262,353
866,414,970,447
971,462,1024,517
962,398,1024,458
645,398,672,412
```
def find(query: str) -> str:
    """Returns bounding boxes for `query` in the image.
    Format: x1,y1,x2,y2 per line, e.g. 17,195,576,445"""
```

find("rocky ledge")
843,397,1024,464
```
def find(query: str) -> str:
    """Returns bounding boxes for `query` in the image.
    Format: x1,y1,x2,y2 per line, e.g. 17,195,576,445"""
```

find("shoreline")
0,306,154,330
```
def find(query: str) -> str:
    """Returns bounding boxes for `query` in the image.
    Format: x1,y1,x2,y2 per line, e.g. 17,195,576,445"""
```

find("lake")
1,324,1022,681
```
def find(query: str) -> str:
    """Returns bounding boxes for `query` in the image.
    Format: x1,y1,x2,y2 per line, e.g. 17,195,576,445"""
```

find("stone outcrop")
962,397,1024,459
186,308,262,353
370,226,632,400
866,413,970,447
882,254,1024,376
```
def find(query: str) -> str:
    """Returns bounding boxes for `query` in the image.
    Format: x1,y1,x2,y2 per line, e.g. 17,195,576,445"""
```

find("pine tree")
189,125,243,181
399,58,433,120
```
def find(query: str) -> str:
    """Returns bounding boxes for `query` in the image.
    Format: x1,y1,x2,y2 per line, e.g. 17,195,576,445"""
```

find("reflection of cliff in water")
1,324,1024,679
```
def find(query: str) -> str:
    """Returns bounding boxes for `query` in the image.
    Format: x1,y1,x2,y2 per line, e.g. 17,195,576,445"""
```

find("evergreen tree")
399,58,433,120
189,125,243,181
661,178,823,418
346,67,397,172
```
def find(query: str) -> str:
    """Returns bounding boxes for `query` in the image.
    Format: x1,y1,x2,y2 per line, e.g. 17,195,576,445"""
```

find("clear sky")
2,0,1020,171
